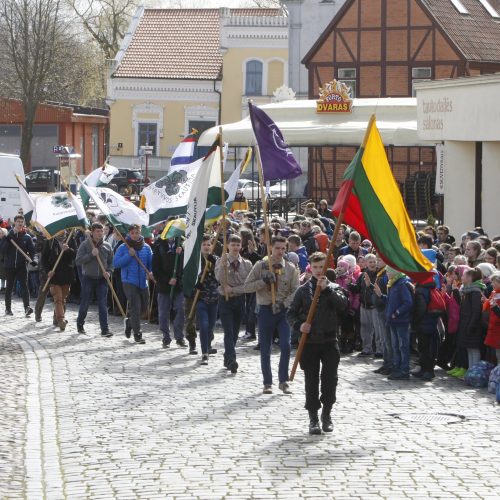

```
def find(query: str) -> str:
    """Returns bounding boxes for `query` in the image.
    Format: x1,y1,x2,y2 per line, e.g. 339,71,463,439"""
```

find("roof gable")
303,0,500,65
113,8,283,81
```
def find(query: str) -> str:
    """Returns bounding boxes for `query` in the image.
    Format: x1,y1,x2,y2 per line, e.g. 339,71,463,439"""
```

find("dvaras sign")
316,80,353,113
422,98,453,130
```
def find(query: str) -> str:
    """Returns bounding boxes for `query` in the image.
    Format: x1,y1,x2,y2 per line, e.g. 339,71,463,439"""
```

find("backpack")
464,361,495,388
488,365,500,394
427,287,446,314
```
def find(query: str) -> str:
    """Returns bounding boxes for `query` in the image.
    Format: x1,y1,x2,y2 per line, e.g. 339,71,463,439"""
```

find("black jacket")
40,238,76,286
287,277,348,343
0,230,35,269
152,239,184,295
457,288,483,349
301,231,318,256
351,270,378,309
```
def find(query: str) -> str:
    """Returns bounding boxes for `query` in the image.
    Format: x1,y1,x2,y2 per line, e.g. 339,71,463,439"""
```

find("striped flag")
332,117,433,284
170,129,198,171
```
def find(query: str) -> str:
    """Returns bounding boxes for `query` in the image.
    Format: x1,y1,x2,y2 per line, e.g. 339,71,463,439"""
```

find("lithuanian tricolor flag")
332,116,434,284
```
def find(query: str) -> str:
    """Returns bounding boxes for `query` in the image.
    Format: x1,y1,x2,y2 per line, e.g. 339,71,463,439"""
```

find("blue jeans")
258,305,291,386
379,311,393,370
219,295,245,366
390,323,410,376
77,276,109,331
197,300,218,354
158,292,185,343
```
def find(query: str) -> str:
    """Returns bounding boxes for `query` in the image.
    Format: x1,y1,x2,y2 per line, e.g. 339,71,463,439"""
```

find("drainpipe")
213,79,222,126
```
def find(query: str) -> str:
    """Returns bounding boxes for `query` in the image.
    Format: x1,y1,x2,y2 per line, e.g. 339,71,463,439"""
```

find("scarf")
462,280,486,294
126,235,144,250
387,266,406,288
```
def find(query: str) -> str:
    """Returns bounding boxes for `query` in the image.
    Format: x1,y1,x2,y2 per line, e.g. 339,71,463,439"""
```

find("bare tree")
0,0,63,168
67,0,137,59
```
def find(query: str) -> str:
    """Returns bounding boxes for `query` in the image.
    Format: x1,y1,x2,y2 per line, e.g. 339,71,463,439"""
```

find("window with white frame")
137,123,157,156
245,60,263,96
412,67,432,96
338,68,356,97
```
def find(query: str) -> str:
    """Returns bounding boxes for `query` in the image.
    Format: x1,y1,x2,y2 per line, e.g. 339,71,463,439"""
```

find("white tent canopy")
199,98,435,147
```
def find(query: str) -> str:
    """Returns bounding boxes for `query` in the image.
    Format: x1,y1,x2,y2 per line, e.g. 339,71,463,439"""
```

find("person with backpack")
377,267,414,380
411,275,444,382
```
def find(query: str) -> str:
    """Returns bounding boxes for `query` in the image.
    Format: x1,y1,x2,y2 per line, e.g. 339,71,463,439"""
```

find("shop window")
245,60,263,96
338,68,356,98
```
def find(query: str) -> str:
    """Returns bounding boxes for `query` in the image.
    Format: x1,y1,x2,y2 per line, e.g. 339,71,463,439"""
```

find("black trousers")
417,330,438,372
5,266,30,311
299,341,340,411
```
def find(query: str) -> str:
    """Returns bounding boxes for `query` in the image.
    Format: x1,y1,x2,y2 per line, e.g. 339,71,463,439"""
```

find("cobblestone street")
1,298,499,499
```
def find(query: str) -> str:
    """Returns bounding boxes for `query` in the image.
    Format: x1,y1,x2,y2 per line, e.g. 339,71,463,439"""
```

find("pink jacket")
443,291,460,334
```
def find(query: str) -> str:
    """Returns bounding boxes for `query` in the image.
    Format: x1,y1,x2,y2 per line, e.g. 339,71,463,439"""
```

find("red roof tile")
113,8,283,80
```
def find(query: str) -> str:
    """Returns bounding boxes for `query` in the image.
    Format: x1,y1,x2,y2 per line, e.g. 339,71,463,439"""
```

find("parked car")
110,169,144,195
25,169,60,192
237,179,288,200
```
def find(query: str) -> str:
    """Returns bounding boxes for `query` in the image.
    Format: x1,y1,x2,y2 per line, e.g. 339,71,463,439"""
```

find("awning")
199,98,435,147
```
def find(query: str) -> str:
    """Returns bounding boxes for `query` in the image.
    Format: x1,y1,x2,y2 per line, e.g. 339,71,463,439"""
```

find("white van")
0,153,26,222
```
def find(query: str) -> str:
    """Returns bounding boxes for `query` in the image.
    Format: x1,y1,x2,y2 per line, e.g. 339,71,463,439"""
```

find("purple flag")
248,102,302,182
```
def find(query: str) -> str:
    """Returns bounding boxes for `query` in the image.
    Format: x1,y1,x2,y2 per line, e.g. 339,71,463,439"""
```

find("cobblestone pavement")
1,297,500,499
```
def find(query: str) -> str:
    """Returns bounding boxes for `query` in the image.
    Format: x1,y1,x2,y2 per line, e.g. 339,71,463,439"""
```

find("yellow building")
106,6,288,178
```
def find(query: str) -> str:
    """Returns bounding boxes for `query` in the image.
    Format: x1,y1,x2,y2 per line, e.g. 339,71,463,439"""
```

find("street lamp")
140,145,154,181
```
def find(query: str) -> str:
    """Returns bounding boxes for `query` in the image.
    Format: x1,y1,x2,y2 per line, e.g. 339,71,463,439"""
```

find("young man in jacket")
76,223,114,337
245,235,299,394
215,234,253,374
114,224,154,344
287,252,348,434
40,230,76,330
0,215,35,316
152,236,186,349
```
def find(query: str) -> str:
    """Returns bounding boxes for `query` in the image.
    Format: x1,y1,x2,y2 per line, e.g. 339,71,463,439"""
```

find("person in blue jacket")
382,266,414,381
113,224,154,344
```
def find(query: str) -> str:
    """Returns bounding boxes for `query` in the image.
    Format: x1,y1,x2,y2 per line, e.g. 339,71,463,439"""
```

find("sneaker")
5,310,13,316
263,384,273,394
374,352,384,359
229,361,238,374
201,354,209,365
124,318,132,338
25,307,33,317
176,339,187,348
357,351,372,357
35,315,42,322
209,346,218,355
420,371,435,381
58,320,67,332
373,366,388,374
188,342,198,355
162,341,171,349
447,367,460,376
411,370,424,378
241,332,256,341
77,324,86,334
279,382,292,395
453,367,467,378
101,330,113,338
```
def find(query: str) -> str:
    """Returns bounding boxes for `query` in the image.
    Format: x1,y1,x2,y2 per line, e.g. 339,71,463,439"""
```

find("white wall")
444,141,476,237
482,142,500,237
287,0,345,98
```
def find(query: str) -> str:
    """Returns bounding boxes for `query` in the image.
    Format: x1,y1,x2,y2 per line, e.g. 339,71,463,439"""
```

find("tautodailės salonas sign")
316,80,353,113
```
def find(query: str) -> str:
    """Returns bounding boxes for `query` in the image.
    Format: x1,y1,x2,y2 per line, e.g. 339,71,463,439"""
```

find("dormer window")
449,0,469,14
478,0,500,18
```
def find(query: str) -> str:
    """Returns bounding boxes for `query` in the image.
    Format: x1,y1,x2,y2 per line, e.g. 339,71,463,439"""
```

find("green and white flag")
79,162,119,207
33,192,87,238
80,183,148,233
16,178,36,224
182,146,220,296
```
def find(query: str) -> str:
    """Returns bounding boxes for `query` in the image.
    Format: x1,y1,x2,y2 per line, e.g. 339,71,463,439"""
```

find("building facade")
0,98,108,174
106,7,288,178
301,0,500,219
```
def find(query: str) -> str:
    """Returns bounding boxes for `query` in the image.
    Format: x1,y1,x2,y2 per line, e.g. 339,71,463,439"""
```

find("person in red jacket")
483,272,500,365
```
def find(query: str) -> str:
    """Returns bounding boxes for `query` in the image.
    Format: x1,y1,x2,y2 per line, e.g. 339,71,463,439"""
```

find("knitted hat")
477,263,497,278
340,254,356,270
287,252,299,266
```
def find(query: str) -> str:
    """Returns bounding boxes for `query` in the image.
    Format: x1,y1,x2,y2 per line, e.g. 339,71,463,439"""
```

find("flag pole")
170,237,180,299
7,238,35,265
218,128,229,301
255,145,276,304
289,114,376,381
42,228,75,292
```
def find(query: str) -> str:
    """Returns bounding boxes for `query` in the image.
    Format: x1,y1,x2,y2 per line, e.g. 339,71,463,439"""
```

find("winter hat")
477,263,497,278
455,265,471,278
341,254,357,271
336,260,349,275
287,252,299,266
362,239,372,248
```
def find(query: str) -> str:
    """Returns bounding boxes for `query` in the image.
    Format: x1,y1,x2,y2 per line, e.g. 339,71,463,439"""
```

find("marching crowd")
1,197,500,434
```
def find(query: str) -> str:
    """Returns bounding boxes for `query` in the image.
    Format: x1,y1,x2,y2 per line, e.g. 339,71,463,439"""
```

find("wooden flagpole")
7,238,35,265
42,229,75,292
170,237,180,299
218,128,229,301
255,146,276,304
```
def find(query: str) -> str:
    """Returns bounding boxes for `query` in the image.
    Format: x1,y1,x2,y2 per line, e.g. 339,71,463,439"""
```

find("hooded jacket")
114,236,152,290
